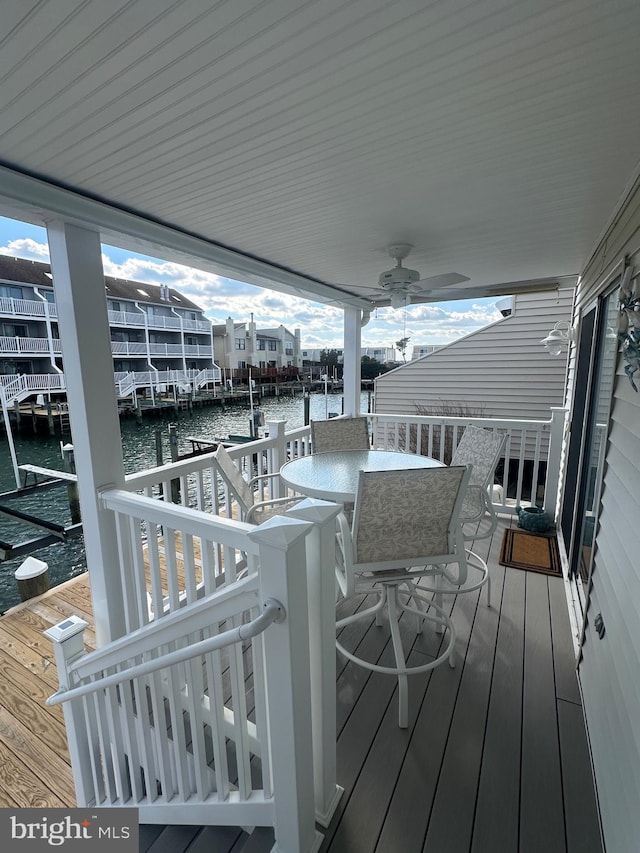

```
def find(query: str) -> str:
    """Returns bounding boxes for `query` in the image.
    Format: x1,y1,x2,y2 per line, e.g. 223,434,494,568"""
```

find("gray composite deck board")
374,588,482,853
471,562,526,853
548,574,582,705
519,572,567,852
556,699,603,853
424,536,505,852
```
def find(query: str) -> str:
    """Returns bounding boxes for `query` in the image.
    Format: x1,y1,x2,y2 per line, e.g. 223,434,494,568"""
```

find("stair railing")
44,509,321,853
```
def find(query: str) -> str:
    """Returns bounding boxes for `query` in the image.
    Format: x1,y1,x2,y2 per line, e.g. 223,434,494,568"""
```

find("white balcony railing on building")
110,341,148,355
109,342,213,357
1,367,221,404
0,372,66,402
0,296,48,317
108,309,211,334
0,336,63,354
0,298,211,334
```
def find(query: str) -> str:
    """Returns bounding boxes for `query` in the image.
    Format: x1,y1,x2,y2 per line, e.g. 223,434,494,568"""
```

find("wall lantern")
541,321,574,356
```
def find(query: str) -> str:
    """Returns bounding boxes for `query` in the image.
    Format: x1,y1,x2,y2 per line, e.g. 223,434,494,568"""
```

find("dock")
0,572,92,807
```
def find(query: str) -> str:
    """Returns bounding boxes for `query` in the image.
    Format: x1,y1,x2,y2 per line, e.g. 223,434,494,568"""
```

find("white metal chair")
212,444,302,524
335,465,487,728
310,416,370,453
450,425,507,543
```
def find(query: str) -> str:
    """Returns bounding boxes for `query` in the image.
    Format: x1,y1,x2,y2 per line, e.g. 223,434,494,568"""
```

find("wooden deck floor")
0,519,602,853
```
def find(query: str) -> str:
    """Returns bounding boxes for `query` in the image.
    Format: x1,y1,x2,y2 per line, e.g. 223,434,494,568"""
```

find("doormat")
499,528,561,576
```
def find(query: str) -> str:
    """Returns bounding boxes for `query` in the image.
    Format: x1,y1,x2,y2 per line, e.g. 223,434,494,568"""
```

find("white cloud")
0,237,50,260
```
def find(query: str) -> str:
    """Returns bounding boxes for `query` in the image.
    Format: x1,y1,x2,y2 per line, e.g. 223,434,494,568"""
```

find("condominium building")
212,315,302,373
0,255,219,402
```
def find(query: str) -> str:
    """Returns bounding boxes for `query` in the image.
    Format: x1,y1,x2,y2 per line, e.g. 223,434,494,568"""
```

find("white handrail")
47,598,284,706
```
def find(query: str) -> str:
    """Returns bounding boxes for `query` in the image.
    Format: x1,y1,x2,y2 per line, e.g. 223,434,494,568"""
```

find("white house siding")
570,176,640,853
374,289,573,421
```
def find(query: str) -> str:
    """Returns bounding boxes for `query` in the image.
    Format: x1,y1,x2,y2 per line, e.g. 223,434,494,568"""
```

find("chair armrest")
245,495,303,524
248,471,281,486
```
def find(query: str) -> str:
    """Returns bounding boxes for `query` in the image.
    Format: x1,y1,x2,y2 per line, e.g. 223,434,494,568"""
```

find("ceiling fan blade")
412,272,470,291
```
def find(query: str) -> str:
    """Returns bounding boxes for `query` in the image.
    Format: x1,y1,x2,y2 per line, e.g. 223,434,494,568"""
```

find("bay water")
0,392,366,613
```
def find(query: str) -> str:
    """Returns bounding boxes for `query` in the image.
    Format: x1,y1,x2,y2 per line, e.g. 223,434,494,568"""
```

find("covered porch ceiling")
1,0,639,309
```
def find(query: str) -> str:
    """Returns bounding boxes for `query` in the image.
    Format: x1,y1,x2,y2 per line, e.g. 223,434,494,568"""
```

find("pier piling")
62,443,81,524
15,556,49,601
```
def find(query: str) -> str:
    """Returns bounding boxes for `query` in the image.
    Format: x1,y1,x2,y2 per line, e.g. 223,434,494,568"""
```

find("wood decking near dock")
0,518,603,852
0,572,91,808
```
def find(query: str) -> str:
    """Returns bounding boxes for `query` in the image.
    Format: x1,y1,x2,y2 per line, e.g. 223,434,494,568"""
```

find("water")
0,392,367,612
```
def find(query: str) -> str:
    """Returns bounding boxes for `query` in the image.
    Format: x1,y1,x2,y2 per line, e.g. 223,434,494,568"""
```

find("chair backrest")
450,426,506,489
352,465,470,568
310,416,370,453
213,445,254,513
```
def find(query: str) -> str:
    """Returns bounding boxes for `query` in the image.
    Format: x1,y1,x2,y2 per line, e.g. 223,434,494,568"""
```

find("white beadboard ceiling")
1,0,640,307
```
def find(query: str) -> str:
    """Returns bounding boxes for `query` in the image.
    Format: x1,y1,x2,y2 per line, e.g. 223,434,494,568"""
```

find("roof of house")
0,255,204,312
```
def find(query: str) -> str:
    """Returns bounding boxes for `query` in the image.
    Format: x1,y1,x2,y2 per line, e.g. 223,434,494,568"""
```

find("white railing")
182,317,212,332
0,300,210,333
183,344,213,356
368,411,566,515
0,372,66,402
44,492,322,851
123,421,311,522
108,309,146,326
0,296,48,316
0,335,62,353
110,341,147,355
1,366,221,404
124,410,564,517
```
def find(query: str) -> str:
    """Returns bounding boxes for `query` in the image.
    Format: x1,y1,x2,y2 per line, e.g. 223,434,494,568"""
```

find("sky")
0,215,502,353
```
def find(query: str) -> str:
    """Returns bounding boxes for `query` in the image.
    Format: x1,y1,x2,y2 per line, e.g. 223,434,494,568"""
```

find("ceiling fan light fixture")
389,290,409,309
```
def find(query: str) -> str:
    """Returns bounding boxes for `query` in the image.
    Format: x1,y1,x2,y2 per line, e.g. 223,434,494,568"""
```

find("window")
285,344,293,355
268,340,277,351
2,323,27,337
109,300,121,312
0,284,23,300
257,340,266,350
235,338,246,350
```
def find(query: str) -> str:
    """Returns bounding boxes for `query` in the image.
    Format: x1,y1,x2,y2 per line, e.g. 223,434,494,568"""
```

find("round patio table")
280,448,443,503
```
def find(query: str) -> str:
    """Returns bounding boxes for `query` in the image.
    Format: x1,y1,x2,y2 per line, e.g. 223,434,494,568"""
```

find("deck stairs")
0,368,221,405
46,490,321,853
140,823,275,853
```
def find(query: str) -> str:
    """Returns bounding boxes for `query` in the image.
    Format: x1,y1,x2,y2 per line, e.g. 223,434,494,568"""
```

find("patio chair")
310,416,370,453
212,444,302,524
450,425,507,542
335,465,488,728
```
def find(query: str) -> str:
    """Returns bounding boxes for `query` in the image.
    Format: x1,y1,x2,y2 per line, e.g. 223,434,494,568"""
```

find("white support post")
343,307,362,416
248,516,323,853
267,419,287,498
0,384,20,489
44,617,97,806
544,406,568,520
47,221,127,644
286,499,343,826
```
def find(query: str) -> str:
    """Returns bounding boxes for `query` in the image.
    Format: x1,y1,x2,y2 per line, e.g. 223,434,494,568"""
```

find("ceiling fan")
348,243,470,308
